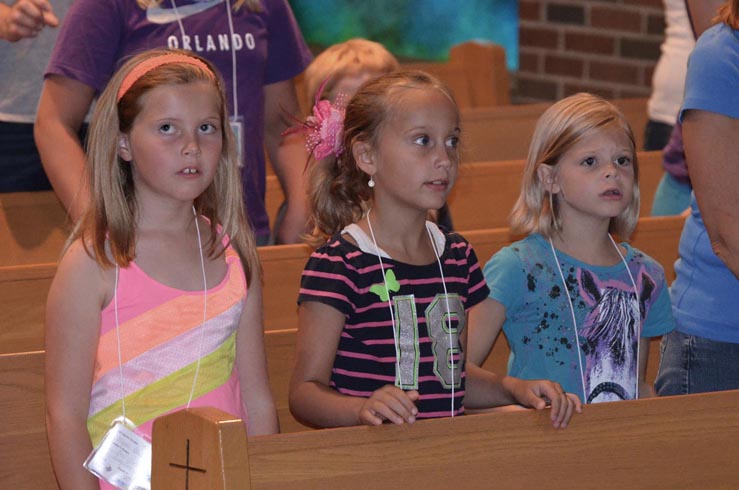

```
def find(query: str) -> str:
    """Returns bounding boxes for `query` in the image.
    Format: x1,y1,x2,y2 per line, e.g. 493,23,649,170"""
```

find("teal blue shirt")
483,234,675,403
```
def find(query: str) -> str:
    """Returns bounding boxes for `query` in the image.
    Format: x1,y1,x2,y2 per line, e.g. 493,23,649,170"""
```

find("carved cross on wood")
152,407,251,490
169,438,207,490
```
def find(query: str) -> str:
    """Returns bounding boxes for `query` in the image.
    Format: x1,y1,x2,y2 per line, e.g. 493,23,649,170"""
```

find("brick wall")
515,0,665,103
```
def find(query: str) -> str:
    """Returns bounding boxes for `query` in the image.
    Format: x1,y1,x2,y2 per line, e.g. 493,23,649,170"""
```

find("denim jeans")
655,330,739,395
643,119,674,151
0,122,52,192
0,121,88,193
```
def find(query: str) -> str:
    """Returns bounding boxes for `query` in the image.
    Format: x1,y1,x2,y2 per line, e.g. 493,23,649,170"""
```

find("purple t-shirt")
46,0,312,240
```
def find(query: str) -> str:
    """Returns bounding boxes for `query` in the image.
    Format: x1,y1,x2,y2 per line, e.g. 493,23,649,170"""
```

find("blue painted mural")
289,0,519,70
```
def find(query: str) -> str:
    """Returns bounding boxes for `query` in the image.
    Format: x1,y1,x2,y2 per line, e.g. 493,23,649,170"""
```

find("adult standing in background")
650,0,727,216
0,0,68,192
35,0,312,244
655,0,739,395
644,0,695,152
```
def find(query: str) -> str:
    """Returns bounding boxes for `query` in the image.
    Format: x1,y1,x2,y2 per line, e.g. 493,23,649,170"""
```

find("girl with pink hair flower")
288,71,581,429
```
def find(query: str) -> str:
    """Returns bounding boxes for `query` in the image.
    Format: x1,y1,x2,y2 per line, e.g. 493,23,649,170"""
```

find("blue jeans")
655,330,739,395
0,121,88,193
643,119,673,151
0,122,52,192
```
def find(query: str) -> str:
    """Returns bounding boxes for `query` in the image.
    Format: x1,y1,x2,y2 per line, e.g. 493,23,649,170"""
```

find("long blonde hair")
306,70,458,247
510,93,640,239
77,49,259,284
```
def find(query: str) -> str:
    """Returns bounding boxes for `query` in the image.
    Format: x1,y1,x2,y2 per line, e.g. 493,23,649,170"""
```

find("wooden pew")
0,215,683,356
446,150,664,231
6,346,739,490
461,97,648,163
0,351,56,490
0,148,664,271
294,40,510,116
0,216,684,456
0,97,650,267
463,215,683,284
0,191,69,268
0,216,681,442
150,391,739,490
403,40,510,108
267,148,662,235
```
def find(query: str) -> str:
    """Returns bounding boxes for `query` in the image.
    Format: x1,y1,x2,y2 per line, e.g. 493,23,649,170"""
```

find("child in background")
468,93,675,405
297,38,453,230
44,50,278,490
289,71,579,429
303,37,399,106
273,38,399,240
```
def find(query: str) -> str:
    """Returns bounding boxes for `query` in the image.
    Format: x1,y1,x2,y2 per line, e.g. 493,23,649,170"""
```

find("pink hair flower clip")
283,78,347,161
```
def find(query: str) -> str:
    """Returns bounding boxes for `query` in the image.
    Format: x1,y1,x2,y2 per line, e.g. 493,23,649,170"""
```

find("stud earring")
368,176,375,188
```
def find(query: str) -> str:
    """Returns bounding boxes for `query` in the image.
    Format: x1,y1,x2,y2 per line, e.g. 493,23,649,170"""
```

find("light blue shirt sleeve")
680,24,739,121
482,246,525,314
642,276,676,338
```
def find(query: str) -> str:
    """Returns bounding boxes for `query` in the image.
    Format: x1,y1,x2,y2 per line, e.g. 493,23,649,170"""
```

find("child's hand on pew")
358,386,420,426
501,376,583,429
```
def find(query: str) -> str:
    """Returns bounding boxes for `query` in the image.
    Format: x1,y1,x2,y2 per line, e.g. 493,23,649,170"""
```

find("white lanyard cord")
365,209,456,417
187,206,208,408
365,207,403,388
113,205,208,420
113,266,126,420
548,235,641,403
170,0,238,118
609,234,640,400
424,221,455,417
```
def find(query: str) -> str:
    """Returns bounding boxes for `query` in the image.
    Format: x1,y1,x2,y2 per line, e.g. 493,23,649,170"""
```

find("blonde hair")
306,70,458,247
304,38,399,103
510,92,640,239
136,0,261,12
715,0,739,28
77,48,259,285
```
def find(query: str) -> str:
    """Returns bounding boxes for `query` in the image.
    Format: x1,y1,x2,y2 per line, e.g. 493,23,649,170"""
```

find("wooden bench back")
5,347,736,490
156,389,739,490
0,97,649,269
460,97,648,163
446,151,664,231
0,216,683,355
294,40,510,116
267,148,661,239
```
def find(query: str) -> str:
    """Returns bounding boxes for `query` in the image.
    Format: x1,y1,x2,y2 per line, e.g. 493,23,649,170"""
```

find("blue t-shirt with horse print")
483,234,675,403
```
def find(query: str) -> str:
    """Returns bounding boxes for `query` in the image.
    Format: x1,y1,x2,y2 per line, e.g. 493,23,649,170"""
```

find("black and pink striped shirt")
298,230,490,418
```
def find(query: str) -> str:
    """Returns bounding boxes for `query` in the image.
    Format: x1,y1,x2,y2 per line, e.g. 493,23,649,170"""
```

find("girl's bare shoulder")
54,238,114,305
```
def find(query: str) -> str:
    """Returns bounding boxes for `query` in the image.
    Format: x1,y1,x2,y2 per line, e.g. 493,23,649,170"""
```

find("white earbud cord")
549,235,641,403
113,205,208,422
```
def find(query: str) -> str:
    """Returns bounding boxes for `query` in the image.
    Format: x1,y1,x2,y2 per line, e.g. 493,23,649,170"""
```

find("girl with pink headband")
45,49,278,490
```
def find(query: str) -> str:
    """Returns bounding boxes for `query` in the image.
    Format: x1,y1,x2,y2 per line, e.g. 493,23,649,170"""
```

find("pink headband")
117,53,215,101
